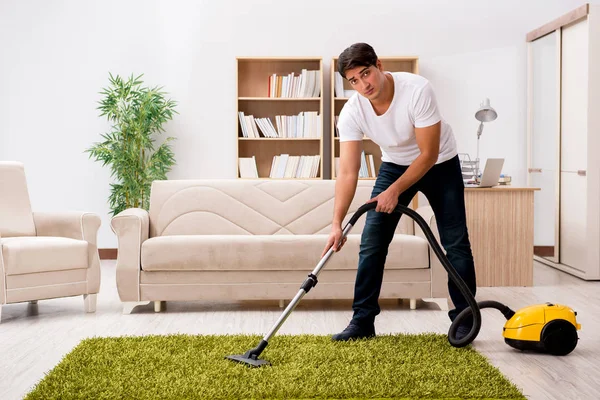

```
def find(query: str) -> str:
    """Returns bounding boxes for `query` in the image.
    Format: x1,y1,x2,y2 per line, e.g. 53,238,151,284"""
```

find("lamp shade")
475,98,497,122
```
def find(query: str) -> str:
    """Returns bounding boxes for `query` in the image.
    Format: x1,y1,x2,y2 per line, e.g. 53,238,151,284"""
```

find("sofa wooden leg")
123,301,151,315
410,298,417,310
154,301,162,313
84,294,97,313
29,300,38,305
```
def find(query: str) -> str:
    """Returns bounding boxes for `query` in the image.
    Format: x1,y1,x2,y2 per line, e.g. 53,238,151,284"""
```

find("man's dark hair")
337,43,378,79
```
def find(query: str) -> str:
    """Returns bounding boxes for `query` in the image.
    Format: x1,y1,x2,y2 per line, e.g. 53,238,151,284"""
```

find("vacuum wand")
226,223,354,367
226,201,481,367
263,223,353,343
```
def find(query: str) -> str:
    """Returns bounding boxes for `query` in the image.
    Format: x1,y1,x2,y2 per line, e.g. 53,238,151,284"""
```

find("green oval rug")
25,333,524,399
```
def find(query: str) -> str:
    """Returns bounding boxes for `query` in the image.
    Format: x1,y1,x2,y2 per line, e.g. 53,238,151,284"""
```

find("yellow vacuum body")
503,302,581,355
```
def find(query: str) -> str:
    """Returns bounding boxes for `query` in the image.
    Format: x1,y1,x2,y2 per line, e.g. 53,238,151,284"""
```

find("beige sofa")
111,179,449,314
0,162,101,321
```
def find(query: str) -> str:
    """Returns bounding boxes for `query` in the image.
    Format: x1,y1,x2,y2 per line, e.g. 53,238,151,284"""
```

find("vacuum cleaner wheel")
541,319,579,356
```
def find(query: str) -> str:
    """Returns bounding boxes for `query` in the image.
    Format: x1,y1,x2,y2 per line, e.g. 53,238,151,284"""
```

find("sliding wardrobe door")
528,30,561,263
560,17,588,272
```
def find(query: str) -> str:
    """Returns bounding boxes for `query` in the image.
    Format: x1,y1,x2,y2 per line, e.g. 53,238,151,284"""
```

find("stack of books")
269,154,320,178
268,69,321,98
238,112,322,138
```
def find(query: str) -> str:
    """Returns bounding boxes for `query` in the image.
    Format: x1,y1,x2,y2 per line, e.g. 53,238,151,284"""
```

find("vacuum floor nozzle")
225,354,271,368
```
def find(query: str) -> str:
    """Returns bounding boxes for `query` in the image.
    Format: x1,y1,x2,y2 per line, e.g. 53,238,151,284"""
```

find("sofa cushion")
1,237,89,275
140,234,429,272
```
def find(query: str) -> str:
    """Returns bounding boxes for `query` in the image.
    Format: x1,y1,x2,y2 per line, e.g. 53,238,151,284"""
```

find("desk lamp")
475,98,498,181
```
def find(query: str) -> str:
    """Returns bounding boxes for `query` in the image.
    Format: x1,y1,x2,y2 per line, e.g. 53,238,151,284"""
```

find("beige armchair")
0,161,101,321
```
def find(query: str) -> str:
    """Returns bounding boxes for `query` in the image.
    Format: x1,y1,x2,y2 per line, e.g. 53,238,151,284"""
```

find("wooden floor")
1,260,599,400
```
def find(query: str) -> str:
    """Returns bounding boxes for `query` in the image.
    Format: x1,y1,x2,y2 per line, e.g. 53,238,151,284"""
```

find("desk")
463,186,539,287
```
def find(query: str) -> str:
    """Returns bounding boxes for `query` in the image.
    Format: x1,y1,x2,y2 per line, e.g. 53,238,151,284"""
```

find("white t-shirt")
337,72,457,165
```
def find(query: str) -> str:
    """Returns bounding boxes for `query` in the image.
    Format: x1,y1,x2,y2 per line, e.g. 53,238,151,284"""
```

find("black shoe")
332,322,375,341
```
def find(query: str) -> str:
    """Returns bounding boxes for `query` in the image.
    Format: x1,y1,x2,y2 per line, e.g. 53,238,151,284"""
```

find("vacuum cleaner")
226,201,581,367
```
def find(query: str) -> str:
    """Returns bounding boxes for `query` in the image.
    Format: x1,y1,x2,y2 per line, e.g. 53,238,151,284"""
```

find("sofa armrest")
32,211,101,293
110,208,149,301
414,206,450,301
33,212,101,244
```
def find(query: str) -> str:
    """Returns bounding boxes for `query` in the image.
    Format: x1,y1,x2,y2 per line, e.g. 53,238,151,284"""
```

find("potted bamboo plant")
86,73,178,216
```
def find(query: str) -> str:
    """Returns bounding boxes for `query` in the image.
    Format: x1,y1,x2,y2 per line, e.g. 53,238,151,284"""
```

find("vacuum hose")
348,201,514,347
226,199,520,368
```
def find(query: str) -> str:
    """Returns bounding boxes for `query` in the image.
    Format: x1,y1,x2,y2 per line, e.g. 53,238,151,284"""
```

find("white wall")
0,0,594,248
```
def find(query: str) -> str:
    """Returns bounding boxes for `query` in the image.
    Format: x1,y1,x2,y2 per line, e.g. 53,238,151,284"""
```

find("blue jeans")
351,155,476,325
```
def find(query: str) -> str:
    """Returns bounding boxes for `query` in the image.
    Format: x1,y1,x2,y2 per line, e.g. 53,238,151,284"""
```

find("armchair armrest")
33,212,101,245
110,208,149,302
414,206,449,300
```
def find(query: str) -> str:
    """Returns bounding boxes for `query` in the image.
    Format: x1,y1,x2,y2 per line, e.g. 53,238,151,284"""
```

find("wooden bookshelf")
331,57,419,180
236,57,324,179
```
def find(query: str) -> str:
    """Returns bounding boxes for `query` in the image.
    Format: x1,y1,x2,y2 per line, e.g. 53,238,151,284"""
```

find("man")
322,42,477,341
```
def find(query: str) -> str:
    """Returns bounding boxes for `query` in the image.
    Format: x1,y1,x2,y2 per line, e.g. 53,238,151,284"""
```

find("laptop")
465,158,505,188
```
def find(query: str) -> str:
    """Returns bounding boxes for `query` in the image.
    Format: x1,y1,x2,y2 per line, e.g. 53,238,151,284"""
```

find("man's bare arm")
333,140,362,226
321,140,362,256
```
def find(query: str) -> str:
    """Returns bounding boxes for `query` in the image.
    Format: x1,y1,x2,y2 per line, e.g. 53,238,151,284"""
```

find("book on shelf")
269,154,320,178
239,156,259,178
334,73,357,98
268,69,321,98
334,72,345,98
238,111,322,138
